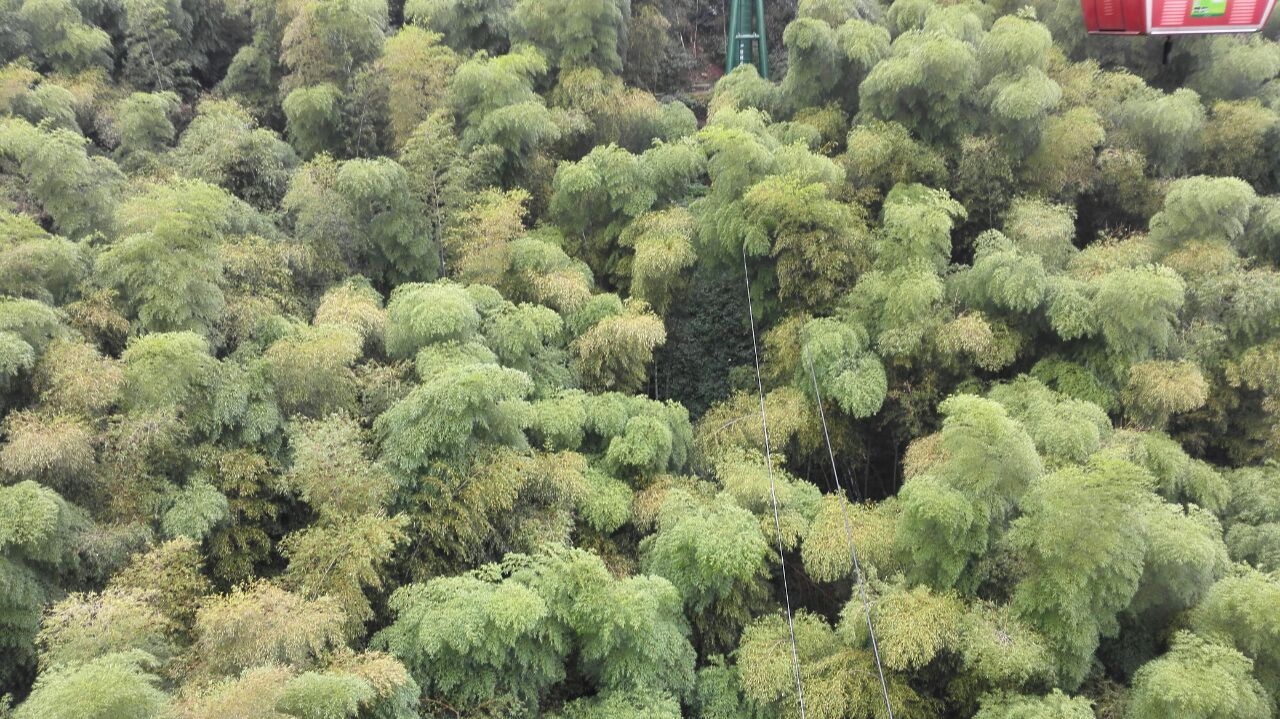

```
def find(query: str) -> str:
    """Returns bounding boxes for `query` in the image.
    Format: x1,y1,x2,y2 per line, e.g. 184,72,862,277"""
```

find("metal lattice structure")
725,0,769,77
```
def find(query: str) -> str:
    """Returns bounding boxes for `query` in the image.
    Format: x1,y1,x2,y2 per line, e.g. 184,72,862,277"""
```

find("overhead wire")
803,350,895,719
740,245,807,719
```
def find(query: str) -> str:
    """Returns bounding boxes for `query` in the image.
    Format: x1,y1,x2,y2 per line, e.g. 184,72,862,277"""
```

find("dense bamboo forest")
2,0,1280,715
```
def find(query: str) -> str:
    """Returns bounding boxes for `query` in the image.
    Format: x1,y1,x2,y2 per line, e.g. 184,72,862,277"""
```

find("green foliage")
0,185,76,282
1129,503,1228,621
874,183,966,273
1199,100,1280,185
525,547,696,697
1002,198,1077,270
99,180,237,337
715,449,821,549
0,330,37,386
956,231,1049,314
896,395,1041,592
572,299,666,393
443,186,528,287
395,447,589,575
1042,277,1098,343
13,651,168,719
449,48,560,185
281,513,406,632
981,66,1061,152
844,583,963,671
1,482,83,561
402,112,473,271
173,655,416,719
0,297,64,385
119,331,218,415
596,394,692,477
555,690,681,719
1222,466,1280,570
1118,88,1206,176
954,602,1054,697
0,411,93,496
843,120,948,200
1188,35,1280,102
504,233,596,313
1126,631,1270,719
0,118,122,239
290,167,407,280
987,377,1110,465
385,281,480,358
843,261,945,358
405,0,513,53
449,47,546,128
170,664,295,719
13,0,112,73
8,0,1280,714
264,325,361,420
374,362,532,471
6,78,78,132
113,92,178,172
549,67,696,153
107,538,211,636
1092,265,1185,362
118,0,193,92
284,85,345,159
379,27,459,148
1122,360,1209,429
860,30,979,142
512,0,629,72
161,480,229,540
484,301,571,392
376,563,565,711
708,65,785,119
169,100,299,210
193,581,346,676
199,448,284,567
738,609,929,719
551,144,656,277
801,318,886,417
284,413,394,519
1154,450,1229,515
973,690,1094,719
781,19,840,109
337,158,439,284
742,174,869,311
641,489,770,648
802,496,899,582
1148,175,1256,257
276,671,375,719
36,590,171,669
1025,107,1105,200
781,18,889,111
279,0,388,89
1008,460,1153,688
1188,569,1280,697
618,209,696,314
1,481,85,686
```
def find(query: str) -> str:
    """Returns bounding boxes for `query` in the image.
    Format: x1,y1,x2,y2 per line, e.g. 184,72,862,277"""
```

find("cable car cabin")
1082,0,1277,34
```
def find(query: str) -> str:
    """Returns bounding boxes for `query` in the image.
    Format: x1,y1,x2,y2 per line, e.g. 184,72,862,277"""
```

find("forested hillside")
2,0,1280,715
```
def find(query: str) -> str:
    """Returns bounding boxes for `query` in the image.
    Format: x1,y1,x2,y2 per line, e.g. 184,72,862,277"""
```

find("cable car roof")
1082,0,1277,34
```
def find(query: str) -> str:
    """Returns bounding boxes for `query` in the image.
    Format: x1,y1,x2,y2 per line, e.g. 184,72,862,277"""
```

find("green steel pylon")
726,0,768,77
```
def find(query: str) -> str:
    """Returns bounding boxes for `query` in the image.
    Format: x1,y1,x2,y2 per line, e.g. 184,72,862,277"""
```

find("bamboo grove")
1,0,1280,716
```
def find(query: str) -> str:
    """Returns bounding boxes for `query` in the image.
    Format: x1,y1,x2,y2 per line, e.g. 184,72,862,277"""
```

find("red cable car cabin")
1082,0,1277,34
